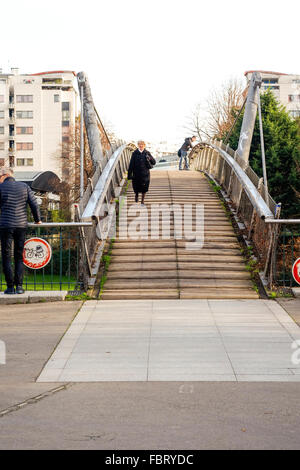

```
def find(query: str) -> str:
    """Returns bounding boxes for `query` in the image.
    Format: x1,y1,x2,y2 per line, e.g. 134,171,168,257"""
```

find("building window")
62,121,69,127
43,78,62,84
54,95,60,102
0,111,4,119
290,110,300,118
0,142,4,150
264,85,279,90
16,127,33,134
292,79,300,84
0,127,4,134
262,79,278,84
16,142,33,150
16,110,33,119
62,111,70,120
62,136,69,143
288,95,300,102
62,102,70,111
0,95,4,103
16,158,33,166
16,95,33,103
0,158,4,166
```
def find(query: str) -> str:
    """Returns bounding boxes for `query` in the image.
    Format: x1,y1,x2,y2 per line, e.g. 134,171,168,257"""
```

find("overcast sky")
1,0,299,144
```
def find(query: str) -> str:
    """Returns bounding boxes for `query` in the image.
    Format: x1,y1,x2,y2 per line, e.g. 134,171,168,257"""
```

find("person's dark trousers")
0,228,27,288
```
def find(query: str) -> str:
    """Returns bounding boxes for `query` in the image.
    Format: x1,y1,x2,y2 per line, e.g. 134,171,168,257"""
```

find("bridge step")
110,255,244,263
106,270,251,280
101,170,258,300
104,279,254,289
101,289,258,300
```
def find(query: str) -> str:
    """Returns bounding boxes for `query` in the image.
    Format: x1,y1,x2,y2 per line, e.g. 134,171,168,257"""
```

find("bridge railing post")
208,147,214,176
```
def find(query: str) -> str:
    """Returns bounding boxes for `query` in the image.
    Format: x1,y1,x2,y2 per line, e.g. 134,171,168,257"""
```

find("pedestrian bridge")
71,71,297,300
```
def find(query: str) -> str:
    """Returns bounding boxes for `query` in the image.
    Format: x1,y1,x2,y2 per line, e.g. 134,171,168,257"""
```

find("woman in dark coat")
128,140,156,204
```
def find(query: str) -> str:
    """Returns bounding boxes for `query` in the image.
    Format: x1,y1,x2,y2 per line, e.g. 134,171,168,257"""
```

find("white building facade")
0,69,77,179
245,70,300,118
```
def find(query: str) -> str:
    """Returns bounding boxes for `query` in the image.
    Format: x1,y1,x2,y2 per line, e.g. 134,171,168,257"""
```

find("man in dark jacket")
179,136,196,170
0,168,41,294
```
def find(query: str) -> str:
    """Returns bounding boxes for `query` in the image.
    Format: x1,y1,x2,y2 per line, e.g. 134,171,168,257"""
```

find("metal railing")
189,140,280,285
190,140,300,288
76,142,135,289
73,71,137,289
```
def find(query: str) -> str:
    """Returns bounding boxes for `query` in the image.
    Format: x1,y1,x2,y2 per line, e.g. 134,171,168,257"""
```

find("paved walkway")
38,299,300,383
102,171,258,300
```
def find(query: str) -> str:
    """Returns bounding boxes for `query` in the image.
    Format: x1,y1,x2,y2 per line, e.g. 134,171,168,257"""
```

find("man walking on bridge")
0,168,41,295
178,136,196,170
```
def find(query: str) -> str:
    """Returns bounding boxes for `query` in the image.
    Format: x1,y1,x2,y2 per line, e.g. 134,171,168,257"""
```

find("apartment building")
0,68,77,181
245,70,300,118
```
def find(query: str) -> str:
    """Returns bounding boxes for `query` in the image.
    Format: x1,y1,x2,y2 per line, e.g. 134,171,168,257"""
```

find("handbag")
145,155,154,169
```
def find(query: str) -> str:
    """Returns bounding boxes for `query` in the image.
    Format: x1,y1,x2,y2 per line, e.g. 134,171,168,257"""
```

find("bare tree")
205,78,245,139
184,103,210,141
51,113,118,218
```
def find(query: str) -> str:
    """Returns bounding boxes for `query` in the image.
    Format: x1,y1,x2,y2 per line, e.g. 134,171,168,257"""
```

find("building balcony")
8,147,14,154
9,116,15,124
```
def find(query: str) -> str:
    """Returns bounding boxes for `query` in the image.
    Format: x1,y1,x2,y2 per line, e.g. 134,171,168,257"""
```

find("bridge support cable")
257,91,269,205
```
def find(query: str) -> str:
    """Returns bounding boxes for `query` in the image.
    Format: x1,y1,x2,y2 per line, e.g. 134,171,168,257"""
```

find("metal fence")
273,224,300,287
0,224,87,292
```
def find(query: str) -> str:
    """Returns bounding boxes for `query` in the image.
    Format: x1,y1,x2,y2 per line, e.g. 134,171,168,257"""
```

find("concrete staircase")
101,170,258,300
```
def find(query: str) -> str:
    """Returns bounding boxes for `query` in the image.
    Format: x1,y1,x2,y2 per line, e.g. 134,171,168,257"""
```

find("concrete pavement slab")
37,299,300,383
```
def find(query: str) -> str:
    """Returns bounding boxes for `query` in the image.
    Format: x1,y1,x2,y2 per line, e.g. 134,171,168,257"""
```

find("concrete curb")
292,287,300,298
0,291,68,304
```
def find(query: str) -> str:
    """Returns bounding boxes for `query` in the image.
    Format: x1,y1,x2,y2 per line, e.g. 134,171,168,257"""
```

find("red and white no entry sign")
23,238,52,270
292,258,300,286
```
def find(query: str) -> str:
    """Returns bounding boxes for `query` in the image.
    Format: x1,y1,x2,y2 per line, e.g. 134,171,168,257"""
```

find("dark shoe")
16,286,25,294
4,287,15,295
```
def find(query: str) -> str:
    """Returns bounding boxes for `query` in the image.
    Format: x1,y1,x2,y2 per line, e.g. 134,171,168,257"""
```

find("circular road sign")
23,238,52,270
292,258,300,286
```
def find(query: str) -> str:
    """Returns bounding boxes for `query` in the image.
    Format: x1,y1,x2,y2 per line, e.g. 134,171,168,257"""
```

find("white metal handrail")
81,143,135,221
190,141,274,220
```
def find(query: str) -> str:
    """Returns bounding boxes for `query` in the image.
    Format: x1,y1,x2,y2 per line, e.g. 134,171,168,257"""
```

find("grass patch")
0,274,78,291
65,293,94,301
